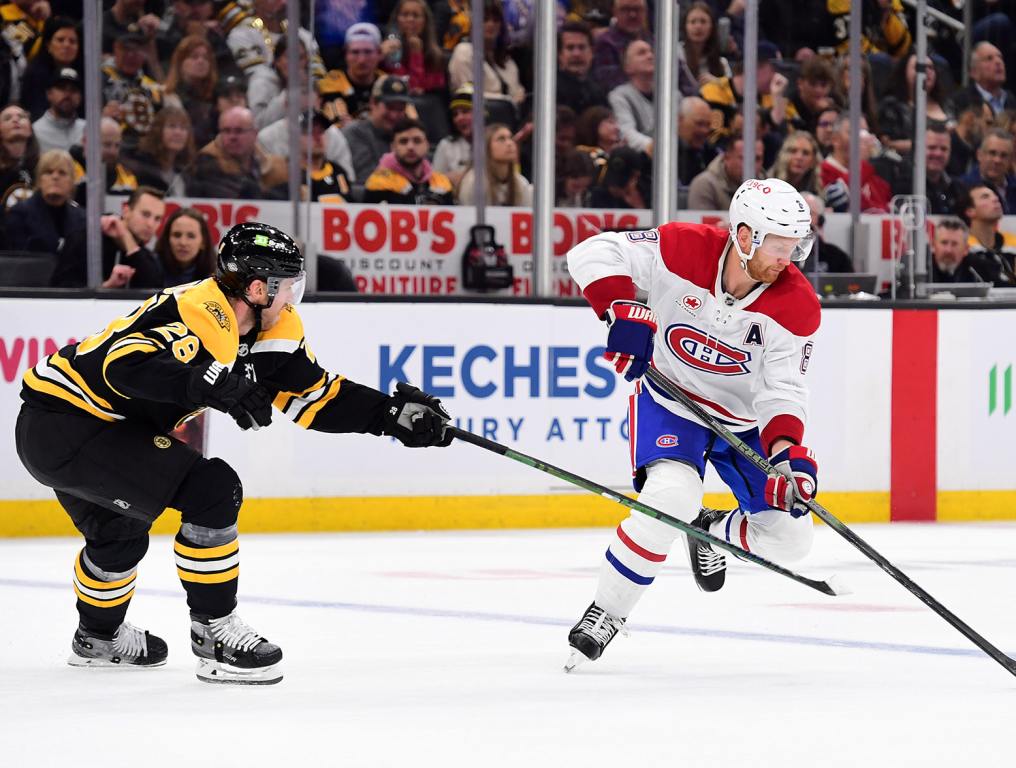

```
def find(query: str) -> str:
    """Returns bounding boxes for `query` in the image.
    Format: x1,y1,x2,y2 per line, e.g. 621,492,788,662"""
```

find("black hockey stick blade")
448,426,846,597
643,366,1016,679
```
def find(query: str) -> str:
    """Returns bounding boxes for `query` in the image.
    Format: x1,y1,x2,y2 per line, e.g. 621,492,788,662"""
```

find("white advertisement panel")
937,309,1016,490
117,197,856,296
121,197,1016,299
1,299,888,501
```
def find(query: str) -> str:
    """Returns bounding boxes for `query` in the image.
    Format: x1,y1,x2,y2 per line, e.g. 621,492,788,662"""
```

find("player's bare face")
256,274,306,331
747,235,798,283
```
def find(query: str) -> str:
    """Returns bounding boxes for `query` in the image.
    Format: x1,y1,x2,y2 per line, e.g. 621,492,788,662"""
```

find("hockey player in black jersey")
15,221,452,685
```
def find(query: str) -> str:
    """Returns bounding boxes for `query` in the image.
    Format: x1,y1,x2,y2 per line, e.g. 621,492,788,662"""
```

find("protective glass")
269,272,306,306
789,232,815,263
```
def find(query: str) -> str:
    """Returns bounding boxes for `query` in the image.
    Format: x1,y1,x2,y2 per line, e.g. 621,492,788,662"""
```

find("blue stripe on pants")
605,549,655,585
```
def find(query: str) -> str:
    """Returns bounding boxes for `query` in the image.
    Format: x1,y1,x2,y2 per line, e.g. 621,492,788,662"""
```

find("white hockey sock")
709,508,815,563
594,461,703,618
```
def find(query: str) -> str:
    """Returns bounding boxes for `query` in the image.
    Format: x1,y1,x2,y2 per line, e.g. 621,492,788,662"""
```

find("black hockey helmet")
216,222,305,308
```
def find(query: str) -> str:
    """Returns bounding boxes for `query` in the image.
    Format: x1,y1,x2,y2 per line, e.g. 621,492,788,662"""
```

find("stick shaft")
448,426,838,596
644,367,1016,677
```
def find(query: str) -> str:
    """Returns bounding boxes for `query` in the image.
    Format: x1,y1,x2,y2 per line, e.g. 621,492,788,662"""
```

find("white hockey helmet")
728,178,814,262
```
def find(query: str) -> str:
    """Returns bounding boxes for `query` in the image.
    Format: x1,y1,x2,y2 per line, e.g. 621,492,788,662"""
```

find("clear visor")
789,232,815,263
269,272,306,306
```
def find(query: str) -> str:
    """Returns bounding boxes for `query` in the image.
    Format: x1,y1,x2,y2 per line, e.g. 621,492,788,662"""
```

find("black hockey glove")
382,382,453,448
187,360,273,431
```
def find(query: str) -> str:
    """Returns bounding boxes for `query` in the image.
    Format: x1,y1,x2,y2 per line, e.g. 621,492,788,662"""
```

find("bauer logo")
656,434,678,447
664,324,751,376
988,364,1012,415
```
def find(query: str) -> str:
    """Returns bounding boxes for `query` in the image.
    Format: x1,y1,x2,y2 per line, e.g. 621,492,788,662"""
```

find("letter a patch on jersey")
743,322,764,346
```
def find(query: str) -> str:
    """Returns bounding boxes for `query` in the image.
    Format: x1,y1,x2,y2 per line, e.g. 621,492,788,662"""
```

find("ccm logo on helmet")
745,180,771,193
665,324,752,375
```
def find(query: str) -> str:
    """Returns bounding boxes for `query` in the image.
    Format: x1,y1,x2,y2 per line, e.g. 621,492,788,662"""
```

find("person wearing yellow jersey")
0,0,47,70
699,40,795,145
15,222,453,684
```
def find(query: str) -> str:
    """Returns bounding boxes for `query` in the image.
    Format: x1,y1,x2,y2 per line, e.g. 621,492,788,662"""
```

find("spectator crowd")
0,0,1014,290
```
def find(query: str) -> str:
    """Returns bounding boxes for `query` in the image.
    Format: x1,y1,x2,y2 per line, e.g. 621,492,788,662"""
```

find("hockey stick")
643,366,1016,678
448,426,846,597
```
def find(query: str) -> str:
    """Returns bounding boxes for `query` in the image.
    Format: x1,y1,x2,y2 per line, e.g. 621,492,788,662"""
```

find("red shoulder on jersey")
746,265,821,337
657,221,727,290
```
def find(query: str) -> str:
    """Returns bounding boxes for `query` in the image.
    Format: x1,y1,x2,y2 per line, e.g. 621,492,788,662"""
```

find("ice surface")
2,523,1014,767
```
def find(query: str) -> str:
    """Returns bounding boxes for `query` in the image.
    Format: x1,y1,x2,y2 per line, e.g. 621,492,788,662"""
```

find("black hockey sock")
72,549,137,636
174,531,239,619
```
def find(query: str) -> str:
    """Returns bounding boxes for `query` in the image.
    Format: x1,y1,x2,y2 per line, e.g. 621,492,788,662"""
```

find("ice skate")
191,611,283,685
686,507,729,592
68,622,168,668
564,602,626,672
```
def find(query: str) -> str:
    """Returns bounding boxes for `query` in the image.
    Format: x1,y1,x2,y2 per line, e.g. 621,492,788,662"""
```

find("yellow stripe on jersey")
256,302,304,344
297,376,344,428
49,352,115,411
77,292,170,356
176,566,240,584
22,368,119,422
74,557,137,590
175,279,239,365
173,538,239,560
273,372,326,412
74,584,136,608
101,342,163,398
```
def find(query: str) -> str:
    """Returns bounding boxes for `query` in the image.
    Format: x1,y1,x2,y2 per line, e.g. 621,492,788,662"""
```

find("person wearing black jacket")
930,218,989,284
5,148,86,287
99,185,167,290
556,20,608,118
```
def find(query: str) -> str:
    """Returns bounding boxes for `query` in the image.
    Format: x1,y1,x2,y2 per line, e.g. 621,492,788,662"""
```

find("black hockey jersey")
21,278,388,434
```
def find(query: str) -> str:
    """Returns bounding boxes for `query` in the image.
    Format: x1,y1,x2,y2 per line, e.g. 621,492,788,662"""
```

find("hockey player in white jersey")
564,178,821,669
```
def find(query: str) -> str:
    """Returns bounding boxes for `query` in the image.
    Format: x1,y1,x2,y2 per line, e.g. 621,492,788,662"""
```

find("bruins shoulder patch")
203,301,231,330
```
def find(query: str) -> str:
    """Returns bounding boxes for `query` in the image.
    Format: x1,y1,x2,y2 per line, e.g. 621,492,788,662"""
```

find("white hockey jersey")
567,222,821,454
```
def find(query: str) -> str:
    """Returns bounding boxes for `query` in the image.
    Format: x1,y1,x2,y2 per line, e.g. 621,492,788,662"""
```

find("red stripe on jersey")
890,310,937,521
648,368,753,424
616,525,667,562
657,222,726,290
743,266,821,338
739,517,750,551
582,275,636,319
760,414,805,456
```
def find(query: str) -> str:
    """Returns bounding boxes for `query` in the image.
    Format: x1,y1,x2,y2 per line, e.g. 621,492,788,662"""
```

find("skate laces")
113,622,148,659
576,605,625,645
697,544,726,576
208,613,264,652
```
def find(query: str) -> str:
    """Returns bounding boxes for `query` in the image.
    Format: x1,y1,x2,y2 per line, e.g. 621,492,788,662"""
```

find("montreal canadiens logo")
656,434,679,447
681,294,702,313
665,323,752,376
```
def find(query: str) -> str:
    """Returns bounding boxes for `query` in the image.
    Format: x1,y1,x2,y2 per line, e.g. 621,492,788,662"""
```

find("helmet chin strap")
238,282,275,338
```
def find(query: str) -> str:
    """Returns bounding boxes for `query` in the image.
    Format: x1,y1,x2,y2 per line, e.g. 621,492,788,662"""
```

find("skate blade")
563,649,588,673
68,653,166,669
195,657,283,685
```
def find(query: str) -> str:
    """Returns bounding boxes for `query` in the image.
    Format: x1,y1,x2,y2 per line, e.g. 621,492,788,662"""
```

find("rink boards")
0,299,1013,535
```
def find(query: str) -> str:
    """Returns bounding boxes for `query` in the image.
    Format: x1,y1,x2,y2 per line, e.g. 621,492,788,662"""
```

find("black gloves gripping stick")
188,360,273,431
383,382,453,448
